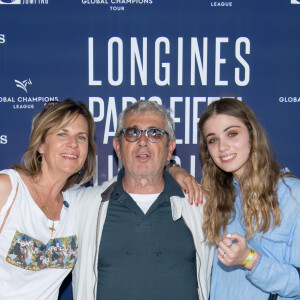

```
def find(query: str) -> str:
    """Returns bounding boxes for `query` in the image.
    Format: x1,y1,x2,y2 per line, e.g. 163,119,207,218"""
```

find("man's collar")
103,167,187,221
162,170,185,198
115,167,184,197
102,167,184,204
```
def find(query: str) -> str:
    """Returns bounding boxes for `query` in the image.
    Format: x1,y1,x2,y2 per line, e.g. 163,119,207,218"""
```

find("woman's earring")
37,154,43,167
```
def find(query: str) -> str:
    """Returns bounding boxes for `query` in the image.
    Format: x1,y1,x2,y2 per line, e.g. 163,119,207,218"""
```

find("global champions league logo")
0,78,59,109
14,79,32,93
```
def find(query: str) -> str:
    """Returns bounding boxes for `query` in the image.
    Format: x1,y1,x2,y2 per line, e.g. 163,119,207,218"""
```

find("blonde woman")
199,98,300,299
0,99,96,299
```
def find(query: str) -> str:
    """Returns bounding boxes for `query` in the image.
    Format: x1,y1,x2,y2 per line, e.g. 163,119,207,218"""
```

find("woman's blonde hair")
199,98,291,244
13,99,96,190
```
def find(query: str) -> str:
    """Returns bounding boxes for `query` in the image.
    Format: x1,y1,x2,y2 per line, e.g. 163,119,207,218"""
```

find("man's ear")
113,137,121,159
167,139,176,161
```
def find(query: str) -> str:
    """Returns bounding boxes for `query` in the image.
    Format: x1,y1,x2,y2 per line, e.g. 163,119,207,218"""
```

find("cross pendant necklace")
35,178,61,238
48,221,56,238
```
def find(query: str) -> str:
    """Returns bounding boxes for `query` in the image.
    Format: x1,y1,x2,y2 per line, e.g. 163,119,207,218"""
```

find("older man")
73,101,213,300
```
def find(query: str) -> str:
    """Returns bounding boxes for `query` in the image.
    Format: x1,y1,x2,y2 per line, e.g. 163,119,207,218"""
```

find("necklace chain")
34,178,61,238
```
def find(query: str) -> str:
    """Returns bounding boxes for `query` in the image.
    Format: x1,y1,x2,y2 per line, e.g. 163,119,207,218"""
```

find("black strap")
101,181,118,202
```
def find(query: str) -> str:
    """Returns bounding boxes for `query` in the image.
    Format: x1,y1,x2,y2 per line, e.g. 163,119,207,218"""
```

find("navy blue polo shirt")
97,169,198,300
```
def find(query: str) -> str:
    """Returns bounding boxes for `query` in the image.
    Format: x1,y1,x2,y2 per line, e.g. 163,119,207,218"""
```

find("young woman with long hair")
199,98,300,299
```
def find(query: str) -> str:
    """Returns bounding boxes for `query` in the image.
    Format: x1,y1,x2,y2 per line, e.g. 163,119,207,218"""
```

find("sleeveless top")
0,169,78,300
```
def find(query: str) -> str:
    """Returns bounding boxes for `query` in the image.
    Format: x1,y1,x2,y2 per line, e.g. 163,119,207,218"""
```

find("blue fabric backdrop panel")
0,1,300,299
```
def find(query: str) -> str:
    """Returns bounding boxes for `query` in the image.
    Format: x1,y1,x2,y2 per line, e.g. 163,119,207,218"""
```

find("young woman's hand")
168,166,203,205
217,233,251,266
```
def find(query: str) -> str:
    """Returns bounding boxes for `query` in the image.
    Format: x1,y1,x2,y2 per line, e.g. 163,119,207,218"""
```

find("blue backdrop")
1,0,299,298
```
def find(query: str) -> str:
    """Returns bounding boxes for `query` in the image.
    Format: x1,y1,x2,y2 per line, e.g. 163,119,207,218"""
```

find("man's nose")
138,131,149,146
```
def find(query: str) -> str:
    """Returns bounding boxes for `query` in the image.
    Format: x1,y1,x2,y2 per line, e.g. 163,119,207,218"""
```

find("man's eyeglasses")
119,127,169,143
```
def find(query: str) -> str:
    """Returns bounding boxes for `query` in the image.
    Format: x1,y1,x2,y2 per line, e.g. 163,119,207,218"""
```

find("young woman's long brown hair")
199,98,293,244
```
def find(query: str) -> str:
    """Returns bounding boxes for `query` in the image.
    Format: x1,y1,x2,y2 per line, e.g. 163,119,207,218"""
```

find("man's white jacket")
72,178,214,300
